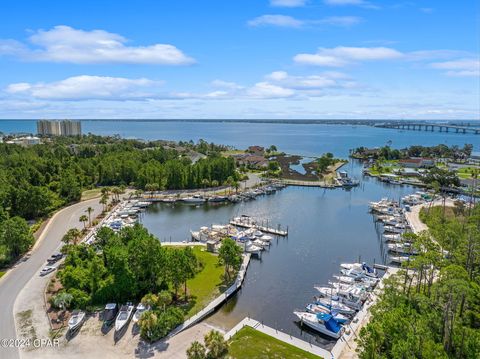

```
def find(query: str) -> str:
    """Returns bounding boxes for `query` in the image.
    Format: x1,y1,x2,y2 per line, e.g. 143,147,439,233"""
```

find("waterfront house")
398,157,435,168
232,153,269,169
247,145,265,156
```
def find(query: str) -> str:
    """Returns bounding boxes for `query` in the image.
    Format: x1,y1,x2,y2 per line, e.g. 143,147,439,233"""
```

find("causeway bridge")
375,122,480,134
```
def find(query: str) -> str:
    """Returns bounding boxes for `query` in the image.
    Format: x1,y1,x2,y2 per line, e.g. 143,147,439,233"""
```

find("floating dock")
229,217,288,236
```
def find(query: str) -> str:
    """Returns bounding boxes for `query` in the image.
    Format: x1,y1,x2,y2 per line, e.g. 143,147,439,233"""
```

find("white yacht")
115,303,134,332
294,311,344,339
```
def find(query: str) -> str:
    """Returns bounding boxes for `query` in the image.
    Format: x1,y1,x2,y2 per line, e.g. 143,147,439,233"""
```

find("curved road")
0,198,103,359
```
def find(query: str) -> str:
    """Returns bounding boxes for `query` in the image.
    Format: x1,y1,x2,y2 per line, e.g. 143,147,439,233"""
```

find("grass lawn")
456,167,479,179
228,326,320,359
81,188,103,200
0,271,5,279
181,246,230,318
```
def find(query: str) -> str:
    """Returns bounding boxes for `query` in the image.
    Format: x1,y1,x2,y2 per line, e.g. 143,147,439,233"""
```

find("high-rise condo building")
37,120,82,136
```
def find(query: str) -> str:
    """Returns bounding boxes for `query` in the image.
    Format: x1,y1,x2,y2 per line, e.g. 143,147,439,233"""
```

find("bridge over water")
375,122,480,134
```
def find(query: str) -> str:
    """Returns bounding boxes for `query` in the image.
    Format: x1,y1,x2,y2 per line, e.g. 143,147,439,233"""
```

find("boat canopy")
362,262,375,274
325,316,342,333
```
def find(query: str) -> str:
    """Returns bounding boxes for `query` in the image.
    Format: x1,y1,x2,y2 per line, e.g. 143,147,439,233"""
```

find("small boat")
115,303,134,332
253,239,270,248
68,310,85,332
254,230,264,237
259,235,273,241
294,311,344,339
208,196,228,202
103,303,118,326
390,255,410,264
383,233,403,242
243,242,262,256
132,303,149,323
305,303,350,324
182,195,206,203
388,243,418,255
314,296,356,315
340,262,378,278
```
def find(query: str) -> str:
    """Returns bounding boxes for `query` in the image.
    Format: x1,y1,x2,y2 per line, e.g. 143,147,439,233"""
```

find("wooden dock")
168,253,251,337
229,218,288,236
280,179,340,188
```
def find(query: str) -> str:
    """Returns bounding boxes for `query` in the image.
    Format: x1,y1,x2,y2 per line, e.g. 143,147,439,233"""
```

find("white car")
39,266,56,276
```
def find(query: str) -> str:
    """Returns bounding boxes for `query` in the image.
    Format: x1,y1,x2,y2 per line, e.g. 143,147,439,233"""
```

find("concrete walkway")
168,253,251,337
224,317,331,358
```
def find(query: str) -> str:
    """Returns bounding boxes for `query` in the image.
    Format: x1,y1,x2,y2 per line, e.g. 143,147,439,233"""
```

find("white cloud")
247,82,295,98
270,0,307,7
5,75,162,100
248,15,303,28
266,71,289,81
430,59,480,77
0,25,194,65
210,80,244,90
318,16,362,26
294,46,403,66
248,15,362,28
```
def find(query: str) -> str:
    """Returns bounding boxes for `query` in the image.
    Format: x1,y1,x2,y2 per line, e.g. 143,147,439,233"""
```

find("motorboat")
340,262,378,278
244,243,262,256
253,239,270,248
103,303,118,326
314,297,356,315
383,225,406,234
388,243,418,255
208,196,228,202
182,195,206,203
132,303,149,323
383,233,403,242
115,303,134,332
253,230,264,237
390,256,410,264
305,304,350,324
68,310,86,332
317,287,365,310
294,311,344,339
259,235,273,242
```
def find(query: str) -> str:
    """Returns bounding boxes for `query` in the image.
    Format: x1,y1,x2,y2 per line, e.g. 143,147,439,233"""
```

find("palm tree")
52,292,73,311
204,330,228,358
68,228,82,245
85,206,94,227
226,176,234,195
79,214,88,229
186,341,206,359
99,194,108,212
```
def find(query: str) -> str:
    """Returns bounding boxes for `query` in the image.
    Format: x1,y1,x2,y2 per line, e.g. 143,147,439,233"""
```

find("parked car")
39,266,56,276
47,253,63,264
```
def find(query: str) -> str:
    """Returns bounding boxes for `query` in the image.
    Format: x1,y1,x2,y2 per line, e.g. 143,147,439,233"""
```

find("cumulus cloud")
430,59,480,77
247,82,295,98
5,75,162,100
248,15,303,28
270,0,307,7
294,46,403,66
0,25,194,65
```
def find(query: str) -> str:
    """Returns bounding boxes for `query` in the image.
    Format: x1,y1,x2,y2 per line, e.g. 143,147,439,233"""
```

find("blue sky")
0,0,478,119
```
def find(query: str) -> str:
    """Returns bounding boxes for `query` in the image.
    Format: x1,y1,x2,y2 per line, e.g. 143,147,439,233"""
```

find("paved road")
0,198,103,359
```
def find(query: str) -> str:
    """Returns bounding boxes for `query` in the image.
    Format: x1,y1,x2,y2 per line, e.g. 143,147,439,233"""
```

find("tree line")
352,144,473,161
0,136,238,221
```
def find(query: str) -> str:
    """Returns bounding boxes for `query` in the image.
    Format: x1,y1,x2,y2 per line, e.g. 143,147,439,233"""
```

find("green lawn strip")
0,271,5,279
228,326,320,359
81,188,103,200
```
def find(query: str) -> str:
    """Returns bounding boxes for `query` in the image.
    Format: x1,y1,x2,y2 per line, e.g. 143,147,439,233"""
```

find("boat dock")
229,217,288,236
224,317,332,359
280,179,341,188
330,266,400,359
168,253,251,337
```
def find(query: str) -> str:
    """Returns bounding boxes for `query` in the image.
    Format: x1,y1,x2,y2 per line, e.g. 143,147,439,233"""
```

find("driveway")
0,198,103,359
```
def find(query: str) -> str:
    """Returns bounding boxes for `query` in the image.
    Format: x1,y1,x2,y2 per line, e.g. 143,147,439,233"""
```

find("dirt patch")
45,277,72,330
